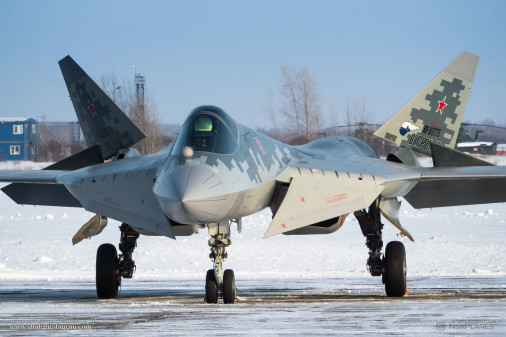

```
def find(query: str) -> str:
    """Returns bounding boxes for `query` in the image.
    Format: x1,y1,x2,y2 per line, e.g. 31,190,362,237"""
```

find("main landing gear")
96,223,139,299
205,221,237,304
354,199,407,297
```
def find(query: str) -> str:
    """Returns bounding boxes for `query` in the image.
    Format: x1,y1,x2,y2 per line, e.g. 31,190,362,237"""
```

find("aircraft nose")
153,165,229,224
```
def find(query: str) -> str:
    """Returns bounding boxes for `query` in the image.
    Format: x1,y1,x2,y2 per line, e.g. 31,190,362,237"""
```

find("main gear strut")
355,198,408,297
118,223,139,279
354,198,384,277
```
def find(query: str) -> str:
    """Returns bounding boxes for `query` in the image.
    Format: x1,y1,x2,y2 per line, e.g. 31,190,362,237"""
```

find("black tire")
384,241,407,297
205,269,218,304
96,244,120,299
223,269,236,304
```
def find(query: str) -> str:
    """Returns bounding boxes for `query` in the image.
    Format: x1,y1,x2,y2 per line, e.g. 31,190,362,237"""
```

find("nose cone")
153,165,229,224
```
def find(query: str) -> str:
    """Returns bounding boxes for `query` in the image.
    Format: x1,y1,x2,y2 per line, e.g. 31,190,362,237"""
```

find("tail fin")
374,51,479,156
58,56,145,160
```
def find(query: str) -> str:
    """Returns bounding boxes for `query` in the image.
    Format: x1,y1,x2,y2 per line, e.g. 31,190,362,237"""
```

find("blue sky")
1,0,505,129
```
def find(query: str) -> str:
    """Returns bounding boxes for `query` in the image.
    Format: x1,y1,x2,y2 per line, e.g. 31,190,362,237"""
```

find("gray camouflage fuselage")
55,105,389,238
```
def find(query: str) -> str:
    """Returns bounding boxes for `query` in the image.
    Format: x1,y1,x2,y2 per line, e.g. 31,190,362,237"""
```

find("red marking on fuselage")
325,193,348,204
253,137,267,154
103,196,122,208
140,200,145,204
300,196,305,202
281,223,286,228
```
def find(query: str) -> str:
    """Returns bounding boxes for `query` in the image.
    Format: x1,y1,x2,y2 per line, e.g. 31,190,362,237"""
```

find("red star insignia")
88,103,97,117
436,96,448,114
281,223,286,228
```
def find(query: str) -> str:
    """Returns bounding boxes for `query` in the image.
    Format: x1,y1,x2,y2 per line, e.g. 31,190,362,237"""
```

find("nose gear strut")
205,221,237,304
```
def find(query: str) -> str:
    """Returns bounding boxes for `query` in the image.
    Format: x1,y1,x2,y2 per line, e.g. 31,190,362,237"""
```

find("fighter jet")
1,52,505,303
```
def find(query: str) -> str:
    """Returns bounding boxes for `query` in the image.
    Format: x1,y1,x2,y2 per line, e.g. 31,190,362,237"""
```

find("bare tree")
280,65,323,142
129,93,170,155
328,103,338,136
280,66,303,139
100,73,133,112
344,96,354,135
101,73,172,155
263,89,279,136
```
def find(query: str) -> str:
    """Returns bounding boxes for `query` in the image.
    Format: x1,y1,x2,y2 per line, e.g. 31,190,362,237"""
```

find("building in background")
0,118,38,161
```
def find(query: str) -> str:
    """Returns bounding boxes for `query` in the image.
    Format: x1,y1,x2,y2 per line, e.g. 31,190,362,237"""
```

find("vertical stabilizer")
59,56,145,160
374,52,479,155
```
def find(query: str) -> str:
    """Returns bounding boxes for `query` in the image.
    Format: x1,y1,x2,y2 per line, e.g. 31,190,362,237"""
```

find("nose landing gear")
205,221,237,304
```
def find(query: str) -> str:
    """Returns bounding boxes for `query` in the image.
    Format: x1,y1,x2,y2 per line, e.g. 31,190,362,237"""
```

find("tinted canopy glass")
172,107,239,155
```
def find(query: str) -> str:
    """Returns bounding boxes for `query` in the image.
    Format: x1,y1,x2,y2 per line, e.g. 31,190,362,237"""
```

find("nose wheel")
204,222,237,304
205,269,218,303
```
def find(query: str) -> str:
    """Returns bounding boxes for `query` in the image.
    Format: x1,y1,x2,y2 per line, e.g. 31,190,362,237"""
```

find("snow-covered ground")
0,157,505,335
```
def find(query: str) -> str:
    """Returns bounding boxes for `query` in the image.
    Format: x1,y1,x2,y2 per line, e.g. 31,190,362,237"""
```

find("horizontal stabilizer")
430,142,494,167
404,165,506,208
46,144,104,170
2,184,81,207
404,178,506,208
263,173,384,238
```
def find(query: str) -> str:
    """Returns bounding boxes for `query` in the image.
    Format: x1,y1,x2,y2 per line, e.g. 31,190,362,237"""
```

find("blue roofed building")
0,118,38,161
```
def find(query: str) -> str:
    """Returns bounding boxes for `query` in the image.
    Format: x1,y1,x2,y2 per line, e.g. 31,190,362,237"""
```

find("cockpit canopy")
172,106,239,155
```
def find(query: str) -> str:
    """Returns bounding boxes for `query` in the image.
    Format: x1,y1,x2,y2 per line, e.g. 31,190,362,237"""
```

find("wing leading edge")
0,170,67,183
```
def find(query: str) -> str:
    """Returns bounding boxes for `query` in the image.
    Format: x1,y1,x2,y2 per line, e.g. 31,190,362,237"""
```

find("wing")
263,171,383,238
0,170,67,183
264,154,506,237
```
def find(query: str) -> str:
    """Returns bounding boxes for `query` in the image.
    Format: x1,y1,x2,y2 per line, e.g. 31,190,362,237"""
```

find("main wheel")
96,243,120,299
205,269,218,303
223,269,236,304
384,241,407,297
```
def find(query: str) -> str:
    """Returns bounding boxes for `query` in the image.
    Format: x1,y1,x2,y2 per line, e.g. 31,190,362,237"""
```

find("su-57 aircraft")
1,52,505,303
